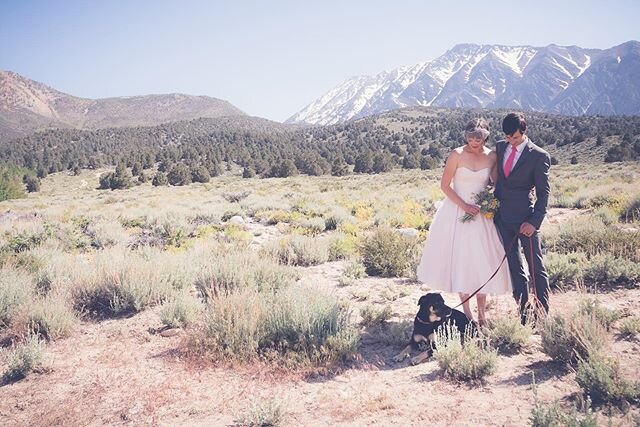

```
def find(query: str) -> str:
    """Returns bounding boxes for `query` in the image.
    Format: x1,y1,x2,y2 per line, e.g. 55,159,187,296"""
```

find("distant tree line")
0,108,639,194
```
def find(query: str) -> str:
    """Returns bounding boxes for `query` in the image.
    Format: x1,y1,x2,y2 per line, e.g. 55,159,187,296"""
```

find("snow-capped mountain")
287,41,640,125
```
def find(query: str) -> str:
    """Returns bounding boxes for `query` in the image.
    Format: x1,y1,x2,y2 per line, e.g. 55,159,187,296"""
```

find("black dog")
393,293,477,365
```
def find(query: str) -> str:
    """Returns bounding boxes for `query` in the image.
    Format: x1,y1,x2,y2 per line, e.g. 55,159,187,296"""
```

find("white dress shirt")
503,137,529,170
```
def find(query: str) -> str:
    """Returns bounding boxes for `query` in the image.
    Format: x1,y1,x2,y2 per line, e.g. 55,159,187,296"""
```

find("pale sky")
1,0,638,121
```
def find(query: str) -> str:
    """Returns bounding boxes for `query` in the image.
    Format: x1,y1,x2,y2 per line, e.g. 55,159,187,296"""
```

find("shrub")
577,297,620,330
540,316,575,364
485,316,533,354
197,290,264,359
343,260,366,279
148,216,193,248
620,195,640,223
530,380,598,427
83,221,126,249
328,233,359,261
265,235,329,267
18,297,75,340
195,250,297,300
4,226,51,253
261,285,358,364
350,202,375,221
575,353,640,407
0,269,33,328
360,305,393,327
189,213,220,226
434,325,498,383
223,191,251,203
592,206,618,226
2,334,44,383
160,292,202,329
222,223,252,244
238,398,285,427
72,249,177,318
323,208,351,231
583,253,640,287
540,314,607,364
360,228,418,277
255,209,299,225
544,252,586,289
337,275,354,287
294,217,326,236
619,316,640,337
195,285,358,365
544,218,640,259
585,192,628,212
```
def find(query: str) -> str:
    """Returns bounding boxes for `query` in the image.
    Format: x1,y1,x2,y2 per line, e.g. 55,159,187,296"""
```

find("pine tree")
152,172,168,186
420,156,439,170
167,164,192,186
402,154,420,169
372,153,393,173
210,162,223,177
354,152,373,173
98,172,115,189
242,167,256,178
331,158,350,176
191,165,211,183
131,162,142,176
110,163,133,189
24,175,40,193
278,159,298,177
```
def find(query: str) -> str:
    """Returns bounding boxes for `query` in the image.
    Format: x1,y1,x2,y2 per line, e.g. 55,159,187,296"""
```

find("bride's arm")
489,151,498,185
440,151,480,216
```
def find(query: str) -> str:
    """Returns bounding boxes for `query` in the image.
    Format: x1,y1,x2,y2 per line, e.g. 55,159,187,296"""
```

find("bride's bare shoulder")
451,147,465,156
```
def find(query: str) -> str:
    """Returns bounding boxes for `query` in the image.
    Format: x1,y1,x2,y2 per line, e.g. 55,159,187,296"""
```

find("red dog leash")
454,233,543,314
453,233,519,309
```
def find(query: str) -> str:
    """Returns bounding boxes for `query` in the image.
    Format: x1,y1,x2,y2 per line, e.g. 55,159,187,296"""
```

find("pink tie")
503,146,517,178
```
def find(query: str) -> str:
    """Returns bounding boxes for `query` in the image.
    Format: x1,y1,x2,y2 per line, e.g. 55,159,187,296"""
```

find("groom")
494,112,551,323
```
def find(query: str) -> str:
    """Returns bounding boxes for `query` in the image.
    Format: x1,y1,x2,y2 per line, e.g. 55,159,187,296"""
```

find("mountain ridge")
288,41,640,125
0,70,246,141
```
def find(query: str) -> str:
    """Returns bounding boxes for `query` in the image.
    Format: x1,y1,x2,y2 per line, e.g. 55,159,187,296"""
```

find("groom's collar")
506,137,529,153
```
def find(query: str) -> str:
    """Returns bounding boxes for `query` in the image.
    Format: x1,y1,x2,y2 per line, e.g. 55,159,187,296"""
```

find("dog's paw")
410,354,429,365
393,354,408,363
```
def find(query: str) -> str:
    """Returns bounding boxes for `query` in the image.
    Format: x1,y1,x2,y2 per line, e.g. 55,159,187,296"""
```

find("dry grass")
0,162,638,424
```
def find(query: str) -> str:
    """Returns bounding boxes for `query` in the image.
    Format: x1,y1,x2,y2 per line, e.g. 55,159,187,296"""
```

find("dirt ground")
0,209,639,426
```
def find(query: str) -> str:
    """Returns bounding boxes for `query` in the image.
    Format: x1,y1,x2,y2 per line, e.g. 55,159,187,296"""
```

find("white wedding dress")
416,167,511,295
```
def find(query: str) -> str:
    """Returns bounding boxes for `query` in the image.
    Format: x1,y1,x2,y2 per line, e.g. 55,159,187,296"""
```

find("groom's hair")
502,112,527,135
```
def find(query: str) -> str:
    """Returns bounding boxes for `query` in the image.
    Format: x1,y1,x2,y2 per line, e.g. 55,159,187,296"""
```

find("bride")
416,118,511,327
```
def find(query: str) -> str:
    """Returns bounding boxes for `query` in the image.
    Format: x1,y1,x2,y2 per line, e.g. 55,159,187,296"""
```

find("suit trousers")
495,218,550,317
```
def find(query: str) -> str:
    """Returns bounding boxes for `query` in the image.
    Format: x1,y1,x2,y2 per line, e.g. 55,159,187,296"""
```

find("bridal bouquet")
461,185,500,223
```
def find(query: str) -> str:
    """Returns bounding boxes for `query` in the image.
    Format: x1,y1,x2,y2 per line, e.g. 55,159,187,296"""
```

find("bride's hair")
464,118,490,142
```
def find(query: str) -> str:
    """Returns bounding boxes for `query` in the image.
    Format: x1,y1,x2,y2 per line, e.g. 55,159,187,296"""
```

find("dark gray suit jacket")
495,139,551,229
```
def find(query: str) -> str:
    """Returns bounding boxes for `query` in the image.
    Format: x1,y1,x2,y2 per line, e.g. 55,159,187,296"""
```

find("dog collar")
415,315,431,325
